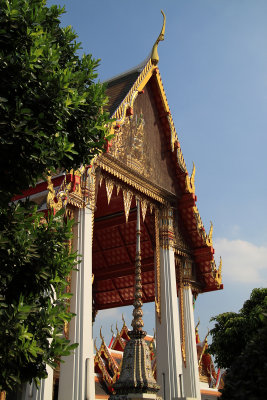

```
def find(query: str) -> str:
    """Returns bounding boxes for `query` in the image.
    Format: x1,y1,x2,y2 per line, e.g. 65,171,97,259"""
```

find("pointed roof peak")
103,56,150,86
151,10,166,65
104,10,166,86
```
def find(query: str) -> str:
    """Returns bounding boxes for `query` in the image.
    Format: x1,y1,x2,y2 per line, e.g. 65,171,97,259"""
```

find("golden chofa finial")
151,10,166,65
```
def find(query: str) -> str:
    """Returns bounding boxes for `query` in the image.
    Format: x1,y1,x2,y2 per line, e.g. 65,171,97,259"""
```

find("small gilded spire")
151,10,166,65
190,162,196,193
100,326,104,343
116,322,120,336
111,324,115,337
216,257,222,286
94,339,98,353
208,221,213,246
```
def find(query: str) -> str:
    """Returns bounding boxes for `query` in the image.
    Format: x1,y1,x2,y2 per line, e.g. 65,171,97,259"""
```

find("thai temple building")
13,11,224,400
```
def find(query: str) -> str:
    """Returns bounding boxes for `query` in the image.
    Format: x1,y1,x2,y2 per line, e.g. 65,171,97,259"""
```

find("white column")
58,207,95,400
182,285,201,400
155,247,183,400
20,366,53,400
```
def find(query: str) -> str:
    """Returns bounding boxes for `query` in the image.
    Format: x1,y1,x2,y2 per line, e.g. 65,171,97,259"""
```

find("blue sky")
48,0,267,346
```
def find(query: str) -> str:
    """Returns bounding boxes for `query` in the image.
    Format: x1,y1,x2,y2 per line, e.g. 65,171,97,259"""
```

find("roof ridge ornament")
100,326,104,343
208,221,213,246
151,10,166,65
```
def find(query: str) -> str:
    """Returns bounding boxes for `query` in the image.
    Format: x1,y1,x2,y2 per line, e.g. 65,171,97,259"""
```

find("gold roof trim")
112,59,153,122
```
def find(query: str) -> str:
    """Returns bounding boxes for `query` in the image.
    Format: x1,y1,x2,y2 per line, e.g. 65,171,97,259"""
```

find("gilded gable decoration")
109,111,152,179
46,175,65,213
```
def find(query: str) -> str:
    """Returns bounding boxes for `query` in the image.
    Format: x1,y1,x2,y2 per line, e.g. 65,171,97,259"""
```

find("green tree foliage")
0,204,78,391
0,0,111,393
0,0,111,204
209,288,267,400
220,313,267,400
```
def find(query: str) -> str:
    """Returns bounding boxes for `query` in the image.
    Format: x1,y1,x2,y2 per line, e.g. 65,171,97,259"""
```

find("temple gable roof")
101,54,223,293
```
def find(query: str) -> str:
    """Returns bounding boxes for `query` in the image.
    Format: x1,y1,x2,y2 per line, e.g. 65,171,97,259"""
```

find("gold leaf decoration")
123,189,133,223
105,179,114,205
140,199,148,222
116,184,121,196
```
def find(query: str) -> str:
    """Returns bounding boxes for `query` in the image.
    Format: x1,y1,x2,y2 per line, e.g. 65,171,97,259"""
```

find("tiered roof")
94,320,224,399
94,319,156,397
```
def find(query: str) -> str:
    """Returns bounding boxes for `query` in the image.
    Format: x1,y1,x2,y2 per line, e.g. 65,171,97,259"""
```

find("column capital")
176,257,201,293
159,207,175,249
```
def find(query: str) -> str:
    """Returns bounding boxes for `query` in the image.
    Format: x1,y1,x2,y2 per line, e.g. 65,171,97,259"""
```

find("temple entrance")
92,175,157,313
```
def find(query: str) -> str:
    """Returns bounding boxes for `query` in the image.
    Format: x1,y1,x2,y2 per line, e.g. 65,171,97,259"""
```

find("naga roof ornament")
151,10,166,65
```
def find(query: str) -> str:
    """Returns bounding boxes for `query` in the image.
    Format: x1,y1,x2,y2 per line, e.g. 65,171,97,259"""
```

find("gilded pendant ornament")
140,198,148,222
116,184,121,196
123,189,133,223
99,171,159,229
105,179,114,205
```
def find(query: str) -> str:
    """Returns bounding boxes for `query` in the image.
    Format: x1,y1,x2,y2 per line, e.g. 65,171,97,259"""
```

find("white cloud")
97,308,122,321
214,238,267,285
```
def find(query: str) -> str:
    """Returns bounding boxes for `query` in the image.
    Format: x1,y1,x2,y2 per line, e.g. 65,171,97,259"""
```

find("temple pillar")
182,279,201,400
58,206,94,400
155,208,183,400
